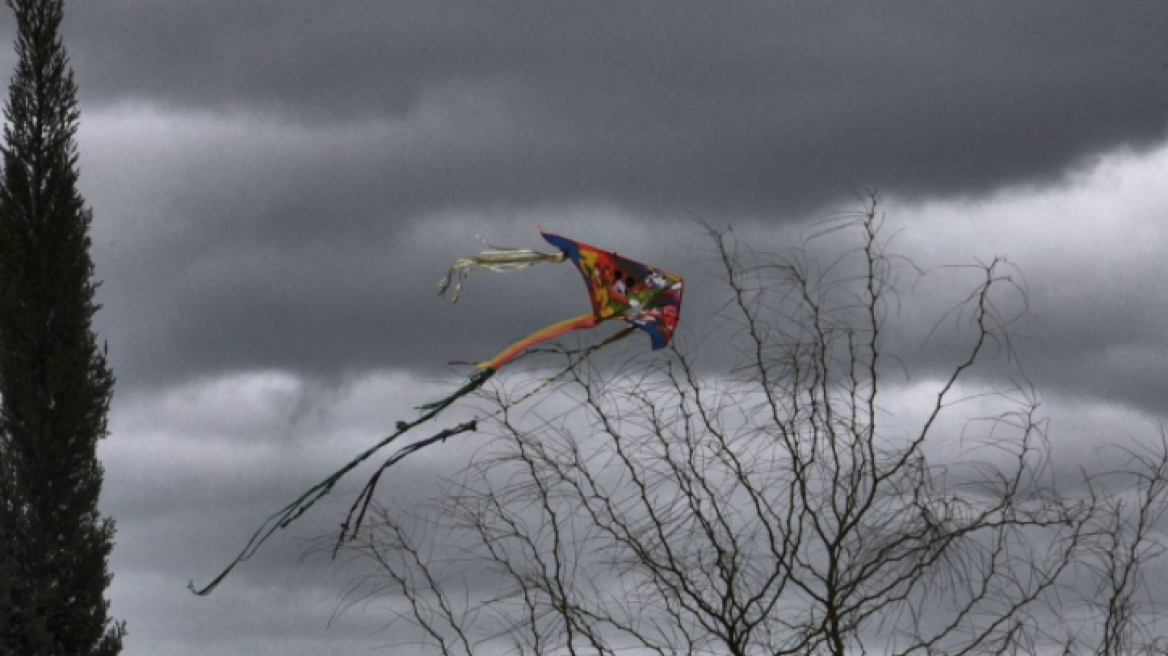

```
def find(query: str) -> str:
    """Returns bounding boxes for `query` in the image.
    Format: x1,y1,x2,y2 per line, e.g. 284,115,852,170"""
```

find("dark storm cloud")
877,160,1168,421
97,371,494,656
73,103,731,388
21,0,1154,392
44,0,1168,217
98,369,632,656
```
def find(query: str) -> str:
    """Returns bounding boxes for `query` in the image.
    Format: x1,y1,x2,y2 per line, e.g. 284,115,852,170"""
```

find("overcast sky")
3,2,1167,654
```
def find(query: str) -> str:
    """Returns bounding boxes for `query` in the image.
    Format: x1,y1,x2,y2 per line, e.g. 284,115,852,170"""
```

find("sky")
3,2,1168,654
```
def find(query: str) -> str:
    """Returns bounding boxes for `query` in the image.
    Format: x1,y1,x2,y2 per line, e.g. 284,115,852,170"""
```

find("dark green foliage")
0,0,124,653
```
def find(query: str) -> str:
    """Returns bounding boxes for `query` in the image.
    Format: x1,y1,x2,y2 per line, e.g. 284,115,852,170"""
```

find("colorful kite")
190,229,683,595
445,230,684,371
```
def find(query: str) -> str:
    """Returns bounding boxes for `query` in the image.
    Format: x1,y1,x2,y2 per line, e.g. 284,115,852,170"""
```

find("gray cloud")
37,1,1167,218
100,368,1166,656
76,104,727,387
28,1,1161,395
98,371,491,655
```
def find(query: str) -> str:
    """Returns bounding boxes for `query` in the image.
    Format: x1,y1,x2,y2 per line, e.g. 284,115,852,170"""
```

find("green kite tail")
187,367,496,596
189,324,637,597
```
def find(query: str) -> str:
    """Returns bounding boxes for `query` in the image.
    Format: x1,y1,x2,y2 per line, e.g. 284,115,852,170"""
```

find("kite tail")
331,324,639,557
333,419,478,557
437,247,565,302
416,367,495,412
188,368,497,596
475,313,600,372
190,323,637,596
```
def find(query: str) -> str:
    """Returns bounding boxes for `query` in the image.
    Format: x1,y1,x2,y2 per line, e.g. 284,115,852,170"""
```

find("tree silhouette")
0,0,123,653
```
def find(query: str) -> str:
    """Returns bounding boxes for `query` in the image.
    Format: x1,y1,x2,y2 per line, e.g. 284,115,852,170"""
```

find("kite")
189,229,683,595
441,230,684,371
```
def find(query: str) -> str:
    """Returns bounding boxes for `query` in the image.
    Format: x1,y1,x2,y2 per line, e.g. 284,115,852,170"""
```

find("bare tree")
332,197,1168,656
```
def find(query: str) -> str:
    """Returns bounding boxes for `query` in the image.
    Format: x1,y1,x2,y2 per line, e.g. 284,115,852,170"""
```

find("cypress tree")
0,0,124,653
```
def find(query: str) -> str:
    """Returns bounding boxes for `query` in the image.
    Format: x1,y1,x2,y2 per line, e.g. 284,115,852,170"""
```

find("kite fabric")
450,230,684,371
190,230,682,596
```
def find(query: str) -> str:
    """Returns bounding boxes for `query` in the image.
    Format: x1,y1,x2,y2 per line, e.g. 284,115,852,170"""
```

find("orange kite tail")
475,313,601,371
